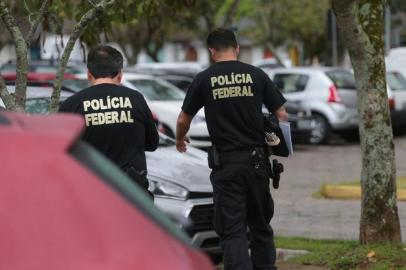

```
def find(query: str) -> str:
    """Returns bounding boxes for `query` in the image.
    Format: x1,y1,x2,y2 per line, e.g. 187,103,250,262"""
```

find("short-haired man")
60,45,159,195
176,29,287,270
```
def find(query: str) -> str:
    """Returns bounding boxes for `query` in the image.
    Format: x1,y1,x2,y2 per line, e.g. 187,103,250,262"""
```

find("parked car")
0,111,214,270
282,101,315,143
148,135,219,256
0,85,72,111
386,70,406,129
265,67,360,144
0,87,220,258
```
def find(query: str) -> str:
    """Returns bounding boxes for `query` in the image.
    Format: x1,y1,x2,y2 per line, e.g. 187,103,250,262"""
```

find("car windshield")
26,98,50,114
63,79,90,92
325,70,356,89
387,72,406,91
128,79,185,101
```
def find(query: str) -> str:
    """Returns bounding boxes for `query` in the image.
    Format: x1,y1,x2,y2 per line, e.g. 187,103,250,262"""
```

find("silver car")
265,67,358,144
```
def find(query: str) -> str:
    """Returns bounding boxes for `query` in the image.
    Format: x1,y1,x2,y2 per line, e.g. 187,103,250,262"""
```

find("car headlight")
149,179,189,200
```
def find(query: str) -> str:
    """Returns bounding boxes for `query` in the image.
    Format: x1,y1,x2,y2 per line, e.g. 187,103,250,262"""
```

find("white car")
75,73,212,149
386,70,406,129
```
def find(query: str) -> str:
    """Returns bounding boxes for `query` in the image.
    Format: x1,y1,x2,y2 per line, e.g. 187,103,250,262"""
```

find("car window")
325,70,356,89
63,79,90,92
26,97,69,114
26,99,50,114
273,74,309,93
166,79,191,92
128,79,185,101
69,141,192,247
387,72,406,91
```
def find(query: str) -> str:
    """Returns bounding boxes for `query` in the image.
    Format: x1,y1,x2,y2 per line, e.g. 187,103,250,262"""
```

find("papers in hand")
279,121,293,156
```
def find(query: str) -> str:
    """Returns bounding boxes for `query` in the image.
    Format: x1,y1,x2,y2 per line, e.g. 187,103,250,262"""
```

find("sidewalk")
272,137,406,241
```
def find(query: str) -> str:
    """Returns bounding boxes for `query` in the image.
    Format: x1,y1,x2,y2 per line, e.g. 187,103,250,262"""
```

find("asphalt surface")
271,135,406,241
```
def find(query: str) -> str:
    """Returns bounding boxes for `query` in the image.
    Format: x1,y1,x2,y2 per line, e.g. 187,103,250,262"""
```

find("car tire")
309,113,330,145
341,129,359,142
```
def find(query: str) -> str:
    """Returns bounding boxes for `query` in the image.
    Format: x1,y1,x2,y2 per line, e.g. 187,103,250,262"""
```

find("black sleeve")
262,71,286,113
141,97,159,152
181,73,204,116
58,98,71,112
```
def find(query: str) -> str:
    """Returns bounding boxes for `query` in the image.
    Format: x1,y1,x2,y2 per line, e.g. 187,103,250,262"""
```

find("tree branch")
0,0,28,112
222,0,240,28
49,0,117,112
26,0,50,47
0,75,15,110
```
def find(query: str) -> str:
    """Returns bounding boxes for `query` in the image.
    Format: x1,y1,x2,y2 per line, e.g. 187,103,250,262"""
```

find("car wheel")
309,114,330,144
341,129,359,142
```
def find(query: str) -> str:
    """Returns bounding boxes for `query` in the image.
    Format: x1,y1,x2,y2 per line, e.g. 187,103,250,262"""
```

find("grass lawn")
314,177,406,200
275,236,406,269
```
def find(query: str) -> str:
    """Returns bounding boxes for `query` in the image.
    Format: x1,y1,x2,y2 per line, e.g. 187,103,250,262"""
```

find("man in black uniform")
60,45,159,194
176,29,287,270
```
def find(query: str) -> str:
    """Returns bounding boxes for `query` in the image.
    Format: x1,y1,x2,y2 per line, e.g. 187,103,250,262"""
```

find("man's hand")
275,106,288,121
176,111,193,153
176,136,189,153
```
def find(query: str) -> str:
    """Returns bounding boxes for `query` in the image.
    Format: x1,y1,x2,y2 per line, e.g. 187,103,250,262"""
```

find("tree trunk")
49,0,117,113
333,0,401,244
0,0,28,112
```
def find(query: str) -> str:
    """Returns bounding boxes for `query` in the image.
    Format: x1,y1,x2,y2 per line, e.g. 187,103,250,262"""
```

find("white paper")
279,121,293,156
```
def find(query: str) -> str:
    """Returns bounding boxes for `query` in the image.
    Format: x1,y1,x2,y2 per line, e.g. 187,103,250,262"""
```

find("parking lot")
272,135,406,241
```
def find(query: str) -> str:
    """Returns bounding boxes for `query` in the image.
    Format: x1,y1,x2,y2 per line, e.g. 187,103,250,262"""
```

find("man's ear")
235,45,240,56
208,48,215,57
116,70,123,84
87,71,95,85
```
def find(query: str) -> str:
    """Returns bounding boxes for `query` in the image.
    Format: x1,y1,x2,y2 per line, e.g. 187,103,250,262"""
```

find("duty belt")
220,147,266,165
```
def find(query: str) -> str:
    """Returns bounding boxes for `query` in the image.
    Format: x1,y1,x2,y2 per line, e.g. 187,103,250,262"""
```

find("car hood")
146,146,212,193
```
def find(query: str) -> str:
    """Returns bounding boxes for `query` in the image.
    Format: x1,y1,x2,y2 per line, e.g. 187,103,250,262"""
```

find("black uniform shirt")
182,60,286,152
60,83,159,170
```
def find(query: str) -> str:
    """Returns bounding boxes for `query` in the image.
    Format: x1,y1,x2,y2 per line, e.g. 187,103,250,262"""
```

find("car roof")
265,66,350,74
135,62,204,70
6,85,72,99
0,112,83,150
123,73,158,80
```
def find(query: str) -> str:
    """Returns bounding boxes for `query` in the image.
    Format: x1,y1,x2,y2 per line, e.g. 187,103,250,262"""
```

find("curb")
321,185,406,201
276,248,309,261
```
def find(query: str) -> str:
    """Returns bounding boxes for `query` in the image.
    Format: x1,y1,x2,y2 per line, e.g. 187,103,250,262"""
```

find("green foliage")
243,0,330,60
275,237,406,269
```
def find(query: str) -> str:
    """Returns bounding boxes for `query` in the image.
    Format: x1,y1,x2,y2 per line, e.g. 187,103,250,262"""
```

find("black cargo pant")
210,159,276,270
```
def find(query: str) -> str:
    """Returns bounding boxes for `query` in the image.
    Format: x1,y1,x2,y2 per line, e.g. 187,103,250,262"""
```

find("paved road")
271,135,406,241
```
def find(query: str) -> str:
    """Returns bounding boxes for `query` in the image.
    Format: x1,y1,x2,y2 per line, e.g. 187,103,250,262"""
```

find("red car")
1,72,76,81
0,112,214,270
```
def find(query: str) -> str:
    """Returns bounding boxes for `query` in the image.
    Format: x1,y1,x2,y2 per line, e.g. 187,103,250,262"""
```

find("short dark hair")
87,45,123,79
206,28,238,50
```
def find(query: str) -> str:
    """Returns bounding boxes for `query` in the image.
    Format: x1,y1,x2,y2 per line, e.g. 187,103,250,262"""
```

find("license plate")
297,119,313,130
